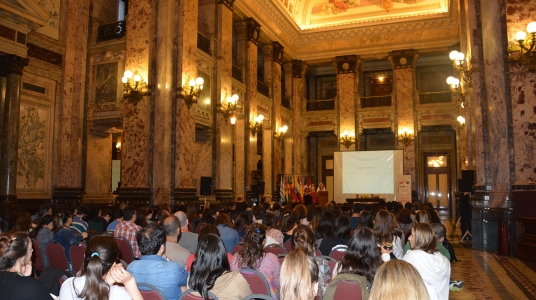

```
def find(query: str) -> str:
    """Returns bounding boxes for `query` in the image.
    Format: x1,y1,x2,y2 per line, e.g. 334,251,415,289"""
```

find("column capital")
335,55,358,74
272,42,284,65
217,0,235,10
0,54,29,76
291,60,306,78
389,49,418,69
245,18,261,45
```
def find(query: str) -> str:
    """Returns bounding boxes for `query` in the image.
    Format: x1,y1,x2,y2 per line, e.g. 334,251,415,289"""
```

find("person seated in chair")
127,223,188,300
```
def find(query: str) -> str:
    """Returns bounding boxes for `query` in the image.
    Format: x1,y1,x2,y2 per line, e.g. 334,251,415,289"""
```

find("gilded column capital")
0,54,29,76
335,55,358,74
217,0,235,10
245,18,261,45
389,49,418,69
291,60,306,78
272,42,284,65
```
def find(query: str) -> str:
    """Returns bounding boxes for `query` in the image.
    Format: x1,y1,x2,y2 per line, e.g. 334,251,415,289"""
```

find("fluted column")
0,54,29,204
335,55,359,152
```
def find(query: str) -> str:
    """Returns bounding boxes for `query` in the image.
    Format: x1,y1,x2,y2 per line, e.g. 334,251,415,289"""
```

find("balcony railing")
306,99,335,111
361,95,392,108
97,21,126,42
282,96,291,110
257,81,270,97
197,32,211,55
232,64,242,82
419,91,452,104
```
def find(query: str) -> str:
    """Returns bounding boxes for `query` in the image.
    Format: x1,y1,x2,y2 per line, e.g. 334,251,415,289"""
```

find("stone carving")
390,49,416,69
218,0,235,10
335,55,358,74
291,60,304,78
245,18,261,45
272,41,284,65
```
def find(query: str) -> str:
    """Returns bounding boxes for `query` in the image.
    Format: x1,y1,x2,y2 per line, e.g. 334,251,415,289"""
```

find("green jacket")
323,273,370,300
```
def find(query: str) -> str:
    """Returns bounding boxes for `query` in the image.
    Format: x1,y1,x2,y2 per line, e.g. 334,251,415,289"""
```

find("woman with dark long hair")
234,212,251,238
53,210,87,265
59,235,142,300
0,232,52,299
318,216,351,255
263,213,283,245
374,210,403,260
231,223,280,297
9,211,32,233
187,234,252,300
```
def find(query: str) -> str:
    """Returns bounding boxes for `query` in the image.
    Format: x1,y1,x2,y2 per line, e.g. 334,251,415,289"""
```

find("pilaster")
335,55,359,152
291,60,307,174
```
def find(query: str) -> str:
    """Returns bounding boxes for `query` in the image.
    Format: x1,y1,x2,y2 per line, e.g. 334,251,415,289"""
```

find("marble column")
291,60,307,174
389,50,418,191
283,62,293,175
117,0,153,205
0,75,6,157
270,42,284,199
0,55,29,204
174,0,200,203
213,0,234,202
53,0,90,203
335,55,359,152
234,20,248,200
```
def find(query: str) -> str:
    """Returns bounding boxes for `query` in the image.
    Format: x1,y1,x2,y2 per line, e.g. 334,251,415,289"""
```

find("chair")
315,248,322,257
243,295,275,300
47,242,70,271
277,253,286,265
70,243,86,274
31,239,46,275
284,239,293,252
332,280,362,300
232,243,245,254
239,268,271,296
195,222,207,234
264,244,288,256
319,255,337,278
138,283,166,300
188,222,195,233
115,236,135,264
329,245,348,261
178,289,219,300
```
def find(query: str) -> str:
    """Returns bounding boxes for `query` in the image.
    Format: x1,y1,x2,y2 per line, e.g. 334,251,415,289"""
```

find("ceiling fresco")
274,0,450,30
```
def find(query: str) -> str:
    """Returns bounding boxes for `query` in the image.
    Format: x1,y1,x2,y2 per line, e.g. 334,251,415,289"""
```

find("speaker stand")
460,229,472,242
451,216,461,240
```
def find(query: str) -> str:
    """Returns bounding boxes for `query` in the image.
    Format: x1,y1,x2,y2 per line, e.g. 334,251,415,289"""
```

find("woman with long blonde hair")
280,249,319,300
369,260,430,300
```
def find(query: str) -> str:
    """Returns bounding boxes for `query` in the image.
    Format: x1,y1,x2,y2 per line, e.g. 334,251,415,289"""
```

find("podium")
317,191,329,207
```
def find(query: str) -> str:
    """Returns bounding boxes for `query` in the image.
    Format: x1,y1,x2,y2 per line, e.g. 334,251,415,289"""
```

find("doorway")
424,153,451,214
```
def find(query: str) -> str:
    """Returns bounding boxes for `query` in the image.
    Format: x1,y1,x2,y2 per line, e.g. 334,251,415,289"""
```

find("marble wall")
337,72,356,151
85,134,112,202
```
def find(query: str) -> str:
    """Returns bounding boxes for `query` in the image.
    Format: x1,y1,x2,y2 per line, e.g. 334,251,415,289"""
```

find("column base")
215,188,234,202
174,188,199,205
52,187,83,206
116,188,151,207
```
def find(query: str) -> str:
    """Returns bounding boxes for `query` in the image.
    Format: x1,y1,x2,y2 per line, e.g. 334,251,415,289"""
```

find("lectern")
317,191,329,207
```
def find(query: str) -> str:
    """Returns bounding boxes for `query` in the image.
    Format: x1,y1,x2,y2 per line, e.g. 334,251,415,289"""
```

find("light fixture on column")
177,76,204,109
274,125,288,142
339,130,355,149
122,70,149,105
397,128,414,147
508,22,536,72
449,50,477,87
249,114,264,137
446,76,468,107
219,94,239,122
230,116,237,125
457,116,466,128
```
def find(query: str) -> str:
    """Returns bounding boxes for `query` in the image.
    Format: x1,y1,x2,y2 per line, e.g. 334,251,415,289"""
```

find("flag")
296,176,303,203
310,176,317,204
286,175,292,203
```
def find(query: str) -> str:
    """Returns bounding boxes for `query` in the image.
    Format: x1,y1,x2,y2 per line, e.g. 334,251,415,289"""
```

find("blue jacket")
127,255,188,300
217,224,240,253
52,227,84,263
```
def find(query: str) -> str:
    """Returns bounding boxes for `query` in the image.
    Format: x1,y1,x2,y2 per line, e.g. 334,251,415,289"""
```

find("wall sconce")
274,125,288,142
449,50,477,87
122,70,149,105
249,114,264,137
398,128,414,146
446,76,468,108
339,130,356,149
177,77,204,109
230,116,236,125
457,116,466,128
219,94,239,122
509,22,536,72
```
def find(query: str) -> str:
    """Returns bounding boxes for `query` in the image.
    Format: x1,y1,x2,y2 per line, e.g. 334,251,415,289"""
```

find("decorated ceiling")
274,0,450,30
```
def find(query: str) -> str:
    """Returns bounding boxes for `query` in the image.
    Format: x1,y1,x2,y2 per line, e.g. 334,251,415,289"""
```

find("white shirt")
59,276,132,300
403,249,451,300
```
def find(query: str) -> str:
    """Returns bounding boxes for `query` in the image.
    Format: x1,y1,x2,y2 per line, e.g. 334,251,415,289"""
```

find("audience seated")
314,211,336,248
106,209,123,231
319,216,351,255
369,260,430,300
281,211,302,243
216,213,240,252
127,223,188,300
9,211,32,234
88,208,112,234
70,205,89,235
280,249,319,300
234,212,252,238
53,209,87,265
59,235,143,300
403,223,451,300
163,215,190,267
263,213,283,246
175,211,199,254
29,214,54,268
114,206,141,258
231,223,280,297
0,232,52,299
374,210,404,260
186,233,252,300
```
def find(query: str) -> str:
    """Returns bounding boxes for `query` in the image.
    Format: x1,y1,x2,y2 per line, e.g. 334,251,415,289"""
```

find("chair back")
70,243,86,274
47,242,70,271
138,283,166,300
115,236,135,264
31,239,45,273
333,280,362,300
264,244,288,256
232,243,245,254
319,255,337,279
243,295,275,300
195,222,207,234
178,289,219,300
188,222,195,233
329,245,347,261
239,268,271,296
277,254,286,265
284,239,293,252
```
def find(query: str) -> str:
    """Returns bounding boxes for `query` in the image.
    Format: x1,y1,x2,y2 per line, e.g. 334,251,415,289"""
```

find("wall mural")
17,105,47,190
95,62,119,105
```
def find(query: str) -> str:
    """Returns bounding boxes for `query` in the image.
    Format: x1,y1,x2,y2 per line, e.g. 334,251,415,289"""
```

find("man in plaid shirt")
114,205,142,258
